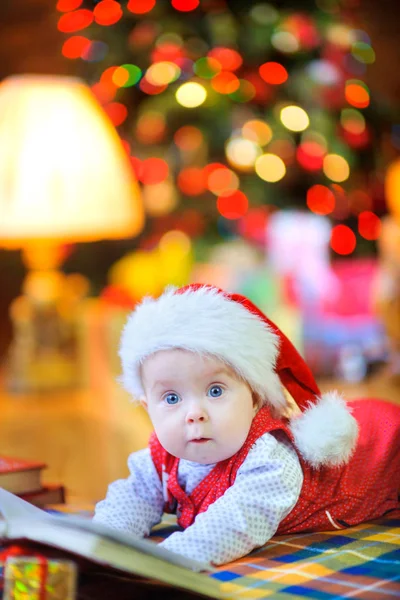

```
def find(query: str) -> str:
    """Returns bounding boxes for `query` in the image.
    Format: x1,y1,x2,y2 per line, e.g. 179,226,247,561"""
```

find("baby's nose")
186,405,209,423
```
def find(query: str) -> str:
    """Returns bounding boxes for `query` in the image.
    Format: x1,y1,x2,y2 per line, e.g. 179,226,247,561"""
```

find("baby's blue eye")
165,393,180,405
208,385,223,398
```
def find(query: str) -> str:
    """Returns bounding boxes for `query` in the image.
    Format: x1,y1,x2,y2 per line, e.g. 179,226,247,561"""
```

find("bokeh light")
142,181,178,216
242,120,272,146
146,61,181,85
345,80,370,108
351,41,375,64
280,105,309,132
217,191,249,219
228,80,256,103
136,111,166,144
330,225,356,255
306,185,335,215
255,154,286,182
82,41,108,62
271,31,299,53
211,72,240,94
112,64,142,87
340,108,365,134
268,138,296,164
259,62,288,85
358,211,381,240
176,82,207,107
94,1,123,26
326,24,355,48
58,9,93,32
208,48,243,71
194,57,222,79
207,168,239,196
57,0,83,10
159,230,191,256
225,138,261,170
250,4,279,25
174,126,204,151
172,0,200,11
297,142,325,171
104,102,128,126
127,0,156,13
139,77,167,95
323,154,350,182
62,36,90,59
177,167,207,196
140,158,170,185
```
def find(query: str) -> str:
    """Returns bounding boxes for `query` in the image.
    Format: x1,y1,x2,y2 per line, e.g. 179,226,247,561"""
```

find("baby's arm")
160,432,303,565
93,448,164,536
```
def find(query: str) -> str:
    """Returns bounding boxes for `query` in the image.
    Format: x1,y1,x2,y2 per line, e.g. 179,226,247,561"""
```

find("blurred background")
0,0,399,505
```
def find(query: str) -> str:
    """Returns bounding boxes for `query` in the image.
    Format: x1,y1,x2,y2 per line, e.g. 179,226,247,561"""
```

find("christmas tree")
56,0,393,261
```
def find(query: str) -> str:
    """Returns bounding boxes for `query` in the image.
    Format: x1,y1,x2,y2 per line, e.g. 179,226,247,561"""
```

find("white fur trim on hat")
119,286,287,411
290,391,359,468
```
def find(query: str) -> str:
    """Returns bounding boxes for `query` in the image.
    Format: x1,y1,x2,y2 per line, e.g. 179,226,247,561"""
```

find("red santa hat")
119,284,358,468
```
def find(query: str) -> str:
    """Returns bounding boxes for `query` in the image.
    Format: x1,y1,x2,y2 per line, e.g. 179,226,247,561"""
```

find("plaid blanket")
211,514,400,599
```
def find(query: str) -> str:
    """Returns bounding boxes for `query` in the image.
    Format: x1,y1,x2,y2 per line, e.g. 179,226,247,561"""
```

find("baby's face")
141,349,256,464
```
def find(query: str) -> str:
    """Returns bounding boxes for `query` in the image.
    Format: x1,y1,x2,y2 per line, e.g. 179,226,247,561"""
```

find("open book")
0,488,223,599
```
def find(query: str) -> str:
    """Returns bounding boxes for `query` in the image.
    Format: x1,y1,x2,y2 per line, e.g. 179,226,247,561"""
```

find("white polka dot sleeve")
93,448,164,536
160,431,303,565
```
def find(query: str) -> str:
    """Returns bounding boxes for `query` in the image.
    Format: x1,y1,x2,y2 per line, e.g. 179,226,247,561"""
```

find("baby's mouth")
190,437,211,444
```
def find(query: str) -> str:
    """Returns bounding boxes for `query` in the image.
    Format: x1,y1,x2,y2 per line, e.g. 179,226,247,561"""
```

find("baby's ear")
140,397,148,412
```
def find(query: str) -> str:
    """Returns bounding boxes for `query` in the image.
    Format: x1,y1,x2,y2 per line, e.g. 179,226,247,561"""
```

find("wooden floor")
0,359,399,506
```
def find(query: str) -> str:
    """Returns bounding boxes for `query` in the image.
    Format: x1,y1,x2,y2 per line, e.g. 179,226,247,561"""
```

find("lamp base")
6,269,89,394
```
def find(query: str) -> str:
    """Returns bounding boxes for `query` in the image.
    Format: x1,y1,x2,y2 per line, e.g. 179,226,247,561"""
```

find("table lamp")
0,75,144,392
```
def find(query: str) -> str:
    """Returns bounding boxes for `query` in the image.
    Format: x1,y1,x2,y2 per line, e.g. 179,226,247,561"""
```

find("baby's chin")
177,444,239,465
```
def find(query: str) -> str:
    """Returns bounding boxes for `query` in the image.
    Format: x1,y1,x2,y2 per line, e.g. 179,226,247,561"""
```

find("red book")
0,456,46,495
19,484,65,507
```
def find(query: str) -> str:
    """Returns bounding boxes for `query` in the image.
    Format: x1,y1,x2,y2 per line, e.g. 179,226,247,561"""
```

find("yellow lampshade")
0,75,144,248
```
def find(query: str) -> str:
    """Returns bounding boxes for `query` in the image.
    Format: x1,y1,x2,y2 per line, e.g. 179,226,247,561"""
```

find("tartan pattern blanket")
210,515,400,599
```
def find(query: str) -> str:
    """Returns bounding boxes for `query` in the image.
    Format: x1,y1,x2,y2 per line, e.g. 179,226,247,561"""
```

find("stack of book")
0,455,65,507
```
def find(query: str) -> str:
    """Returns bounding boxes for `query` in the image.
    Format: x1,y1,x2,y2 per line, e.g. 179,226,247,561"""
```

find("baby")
94,284,400,565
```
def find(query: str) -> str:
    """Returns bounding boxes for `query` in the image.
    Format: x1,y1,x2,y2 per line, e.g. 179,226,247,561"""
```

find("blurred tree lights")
56,0,398,257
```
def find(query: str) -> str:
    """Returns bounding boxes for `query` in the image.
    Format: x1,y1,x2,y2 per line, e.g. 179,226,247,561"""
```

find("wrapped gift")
4,556,77,600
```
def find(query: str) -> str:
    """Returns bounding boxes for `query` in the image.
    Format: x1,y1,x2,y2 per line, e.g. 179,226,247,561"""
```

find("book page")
0,487,49,520
50,515,212,572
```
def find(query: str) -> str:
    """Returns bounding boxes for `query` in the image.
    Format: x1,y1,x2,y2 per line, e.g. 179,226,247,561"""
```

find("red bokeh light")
208,47,243,71
211,72,240,94
243,72,272,104
94,1,123,25
139,78,167,95
177,168,207,196
140,158,169,184
203,163,226,180
61,36,90,59
217,191,248,220
306,185,335,215
91,81,117,104
296,143,325,171
238,207,270,244
358,211,381,240
171,0,200,11
330,225,356,255
56,0,83,12
130,156,143,180
174,126,203,151
151,43,185,64
127,0,156,14
103,102,128,127
58,9,93,32
259,62,288,85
